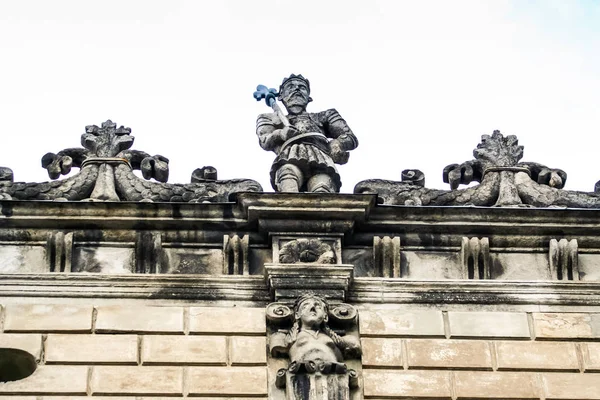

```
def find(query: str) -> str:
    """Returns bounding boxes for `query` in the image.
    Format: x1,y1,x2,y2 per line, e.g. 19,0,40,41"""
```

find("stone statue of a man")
256,74,358,193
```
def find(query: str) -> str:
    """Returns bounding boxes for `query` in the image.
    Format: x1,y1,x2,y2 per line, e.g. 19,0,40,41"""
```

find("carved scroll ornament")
355,130,600,208
0,120,262,202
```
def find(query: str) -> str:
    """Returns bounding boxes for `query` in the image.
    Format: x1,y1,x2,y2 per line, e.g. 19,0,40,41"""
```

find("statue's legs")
276,164,304,192
307,174,337,193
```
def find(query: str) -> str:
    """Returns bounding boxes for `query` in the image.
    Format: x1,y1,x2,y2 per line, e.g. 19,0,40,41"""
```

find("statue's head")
279,74,312,115
294,294,328,330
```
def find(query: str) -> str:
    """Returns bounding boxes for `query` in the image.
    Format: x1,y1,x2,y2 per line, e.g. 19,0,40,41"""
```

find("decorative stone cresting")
355,130,600,208
0,120,262,202
267,295,361,400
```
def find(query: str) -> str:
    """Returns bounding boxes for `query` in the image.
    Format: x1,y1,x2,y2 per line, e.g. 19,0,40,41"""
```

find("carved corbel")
46,231,73,272
266,235,353,302
549,239,579,280
266,295,361,400
223,234,249,275
461,237,491,279
373,236,401,278
135,231,162,273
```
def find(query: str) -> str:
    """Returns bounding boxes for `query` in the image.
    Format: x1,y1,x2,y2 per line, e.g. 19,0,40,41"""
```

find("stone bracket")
46,231,73,273
549,238,579,281
265,263,354,302
135,231,162,273
373,236,401,278
461,237,490,279
223,234,249,275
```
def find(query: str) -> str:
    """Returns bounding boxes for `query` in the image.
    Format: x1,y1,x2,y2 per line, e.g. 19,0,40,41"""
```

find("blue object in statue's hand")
253,85,278,107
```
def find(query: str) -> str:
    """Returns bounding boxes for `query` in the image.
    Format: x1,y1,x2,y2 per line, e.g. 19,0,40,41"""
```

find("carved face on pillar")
279,76,312,115
295,295,328,330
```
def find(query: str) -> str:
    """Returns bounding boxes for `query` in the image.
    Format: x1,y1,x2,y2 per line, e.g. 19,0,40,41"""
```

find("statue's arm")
269,330,291,357
322,109,358,150
339,334,362,359
256,113,287,152
322,109,358,164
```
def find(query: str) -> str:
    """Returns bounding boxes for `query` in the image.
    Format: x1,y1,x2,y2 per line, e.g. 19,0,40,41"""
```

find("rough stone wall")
0,303,268,397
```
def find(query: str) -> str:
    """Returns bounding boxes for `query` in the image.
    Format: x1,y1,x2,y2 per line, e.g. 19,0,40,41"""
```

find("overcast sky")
1,0,599,194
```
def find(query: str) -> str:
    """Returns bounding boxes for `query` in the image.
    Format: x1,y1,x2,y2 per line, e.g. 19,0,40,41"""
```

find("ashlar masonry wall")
0,303,268,397
2,301,600,399
360,308,600,399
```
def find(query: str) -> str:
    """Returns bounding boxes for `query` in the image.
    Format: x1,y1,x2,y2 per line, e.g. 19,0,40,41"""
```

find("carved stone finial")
255,75,358,193
354,130,600,208
0,120,262,202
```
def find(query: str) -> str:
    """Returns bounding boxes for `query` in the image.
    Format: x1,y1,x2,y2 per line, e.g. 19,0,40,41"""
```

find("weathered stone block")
142,335,227,365
4,304,93,332
229,336,267,365
543,373,600,399
72,246,134,273
455,371,540,399
0,366,88,394
359,310,445,337
188,366,267,396
406,339,492,369
95,306,184,333
162,248,223,275
492,253,551,280
0,245,46,274
583,342,600,371
0,334,42,360
362,370,452,398
496,341,579,371
0,397,36,400
448,312,530,338
189,307,265,334
91,366,183,395
533,313,600,339
45,334,137,364
361,337,403,367
404,251,463,279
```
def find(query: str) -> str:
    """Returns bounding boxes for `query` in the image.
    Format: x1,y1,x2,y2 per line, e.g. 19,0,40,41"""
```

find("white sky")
1,0,599,193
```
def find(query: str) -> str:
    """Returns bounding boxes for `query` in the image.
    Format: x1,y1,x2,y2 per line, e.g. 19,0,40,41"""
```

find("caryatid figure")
255,74,358,193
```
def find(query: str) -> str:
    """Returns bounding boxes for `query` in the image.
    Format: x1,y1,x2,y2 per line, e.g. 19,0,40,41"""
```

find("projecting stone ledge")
235,192,376,234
